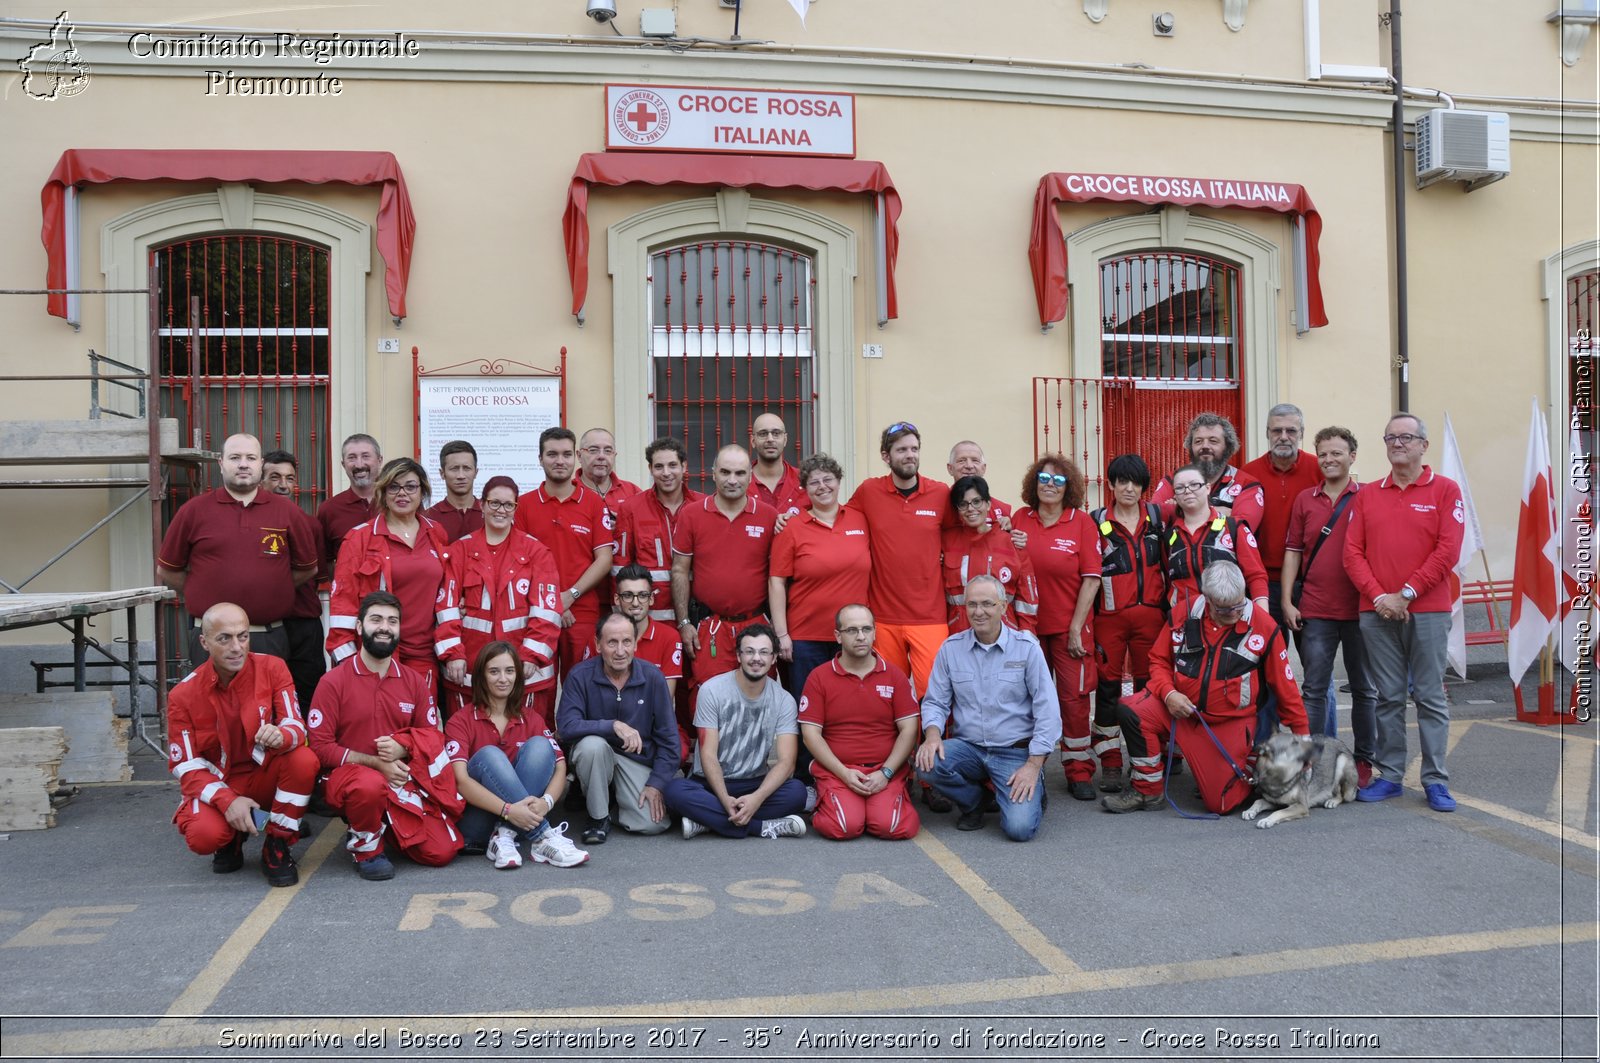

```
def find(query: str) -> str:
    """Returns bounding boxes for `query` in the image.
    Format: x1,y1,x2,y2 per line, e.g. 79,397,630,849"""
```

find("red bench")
1461,579,1513,646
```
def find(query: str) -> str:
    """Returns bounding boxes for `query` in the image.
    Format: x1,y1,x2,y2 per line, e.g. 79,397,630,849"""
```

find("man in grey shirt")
663,623,809,839
915,574,1062,840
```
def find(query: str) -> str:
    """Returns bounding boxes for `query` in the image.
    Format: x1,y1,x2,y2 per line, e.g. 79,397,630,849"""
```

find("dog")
1240,732,1359,829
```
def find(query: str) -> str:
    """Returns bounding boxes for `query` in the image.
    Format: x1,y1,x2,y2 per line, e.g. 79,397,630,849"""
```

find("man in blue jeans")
915,574,1062,840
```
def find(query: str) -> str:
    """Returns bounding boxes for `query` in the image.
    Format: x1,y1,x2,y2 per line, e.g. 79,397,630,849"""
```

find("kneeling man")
308,591,463,880
799,604,920,840
558,613,679,844
168,602,319,886
1104,561,1308,815
916,575,1060,841
663,623,808,839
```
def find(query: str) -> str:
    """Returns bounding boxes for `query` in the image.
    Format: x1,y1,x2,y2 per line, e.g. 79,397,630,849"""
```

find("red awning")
564,152,902,320
41,149,416,320
1029,172,1328,329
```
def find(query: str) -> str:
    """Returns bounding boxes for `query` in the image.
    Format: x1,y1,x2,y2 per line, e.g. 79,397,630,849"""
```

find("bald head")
198,602,251,678
712,444,752,503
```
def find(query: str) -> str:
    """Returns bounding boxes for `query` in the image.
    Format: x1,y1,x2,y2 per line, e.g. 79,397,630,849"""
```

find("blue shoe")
1357,778,1403,802
355,853,395,881
1424,783,1457,812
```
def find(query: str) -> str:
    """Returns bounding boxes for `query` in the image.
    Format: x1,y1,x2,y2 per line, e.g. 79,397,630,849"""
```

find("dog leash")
1161,712,1256,821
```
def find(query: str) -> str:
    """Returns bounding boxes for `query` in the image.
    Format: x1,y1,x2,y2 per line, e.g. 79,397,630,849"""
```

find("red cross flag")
1508,399,1563,684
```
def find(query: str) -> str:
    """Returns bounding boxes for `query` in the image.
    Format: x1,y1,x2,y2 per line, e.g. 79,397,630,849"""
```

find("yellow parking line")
159,819,343,1021
912,828,1082,976
1477,717,1600,744
1547,731,1597,826
12,921,1593,1057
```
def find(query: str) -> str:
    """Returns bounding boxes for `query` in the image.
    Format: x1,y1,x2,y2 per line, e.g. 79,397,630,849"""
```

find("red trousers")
324,762,459,866
175,745,318,853
1040,631,1099,781
811,768,920,840
1118,688,1256,814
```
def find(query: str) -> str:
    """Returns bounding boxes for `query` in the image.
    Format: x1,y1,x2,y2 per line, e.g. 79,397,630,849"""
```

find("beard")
361,630,397,658
1192,453,1227,483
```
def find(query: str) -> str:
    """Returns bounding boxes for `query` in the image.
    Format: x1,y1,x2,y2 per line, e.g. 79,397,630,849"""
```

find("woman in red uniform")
1089,453,1169,792
436,476,564,720
941,476,1038,633
1163,463,1269,622
327,458,452,693
1012,454,1102,799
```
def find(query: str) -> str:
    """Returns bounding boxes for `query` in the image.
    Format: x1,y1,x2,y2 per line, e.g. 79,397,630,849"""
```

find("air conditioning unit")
1415,108,1511,191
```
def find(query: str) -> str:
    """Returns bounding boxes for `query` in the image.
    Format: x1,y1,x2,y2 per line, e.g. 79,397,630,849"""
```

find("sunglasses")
885,421,918,435
1036,472,1067,487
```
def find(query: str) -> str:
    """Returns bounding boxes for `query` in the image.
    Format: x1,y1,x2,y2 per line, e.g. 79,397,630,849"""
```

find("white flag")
1439,413,1486,679
788,0,811,24
1560,422,1594,674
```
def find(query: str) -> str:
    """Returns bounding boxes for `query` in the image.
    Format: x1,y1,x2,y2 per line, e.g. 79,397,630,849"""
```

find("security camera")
586,0,617,22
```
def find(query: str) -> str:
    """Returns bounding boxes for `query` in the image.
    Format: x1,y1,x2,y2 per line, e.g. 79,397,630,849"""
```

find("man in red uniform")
847,421,951,698
946,440,1012,525
578,427,642,513
800,604,921,840
307,591,456,880
1345,413,1464,813
513,427,615,682
1238,403,1323,737
168,602,318,887
613,437,701,624
425,440,484,543
671,444,778,690
1103,561,1308,815
159,432,319,668
748,412,807,516
1150,413,1266,530
316,433,382,576
261,449,327,711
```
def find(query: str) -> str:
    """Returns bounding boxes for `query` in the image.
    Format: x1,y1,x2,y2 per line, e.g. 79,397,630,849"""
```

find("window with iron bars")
649,240,816,491
1100,251,1241,382
153,232,332,518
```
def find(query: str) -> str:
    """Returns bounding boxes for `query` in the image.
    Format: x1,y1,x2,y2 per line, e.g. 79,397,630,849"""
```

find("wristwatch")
1400,585,1417,601
880,765,895,781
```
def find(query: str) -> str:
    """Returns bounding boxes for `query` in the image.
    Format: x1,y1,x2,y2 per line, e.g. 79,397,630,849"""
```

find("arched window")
648,239,815,491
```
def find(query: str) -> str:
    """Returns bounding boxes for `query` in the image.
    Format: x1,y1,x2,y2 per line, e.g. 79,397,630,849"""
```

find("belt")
707,609,763,624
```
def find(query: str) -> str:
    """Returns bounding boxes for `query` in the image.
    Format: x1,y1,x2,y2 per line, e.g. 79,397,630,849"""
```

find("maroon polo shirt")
1240,450,1323,580
672,495,778,618
306,654,439,770
158,488,318,623
443,705,562,766
1284,481,1362,620
425,498,485,543
316,488,377,576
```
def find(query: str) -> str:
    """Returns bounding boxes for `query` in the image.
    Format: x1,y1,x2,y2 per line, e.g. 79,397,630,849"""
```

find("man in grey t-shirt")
663,623,809,839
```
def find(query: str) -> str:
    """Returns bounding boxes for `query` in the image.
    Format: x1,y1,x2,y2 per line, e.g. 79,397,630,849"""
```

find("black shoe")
979,790,1000,813
1068,780,1096,801
212,833,244,874
923,787,953,813
956,808,985,831
355,853,396,881
261,835,299,888
581,816,611,846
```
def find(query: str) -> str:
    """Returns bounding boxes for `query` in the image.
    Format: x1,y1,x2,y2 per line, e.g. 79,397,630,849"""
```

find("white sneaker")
529,822,589,868
486,826,522,870
759,814,807,839
803,785,819,812
681,816,707,839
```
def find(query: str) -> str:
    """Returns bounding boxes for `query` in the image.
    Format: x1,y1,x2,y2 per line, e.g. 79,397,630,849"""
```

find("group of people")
158,404,1463,887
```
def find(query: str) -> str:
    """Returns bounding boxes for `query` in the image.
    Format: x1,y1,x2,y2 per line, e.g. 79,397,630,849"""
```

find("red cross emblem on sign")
627,102,658,132
613,88,671,146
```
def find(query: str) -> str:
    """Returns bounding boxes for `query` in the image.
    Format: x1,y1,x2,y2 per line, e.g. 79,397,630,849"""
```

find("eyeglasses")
956,497,989,511
483,500,517,512
752,428,787,440
1172,482,1207,495
1036,472,1067,487
580,445,616,456
1211,601,1248,617
615,591,652,602
837,625,875,637
388,481,423,496
738,647,776,659
1382,433,1424,445
806,475,838,489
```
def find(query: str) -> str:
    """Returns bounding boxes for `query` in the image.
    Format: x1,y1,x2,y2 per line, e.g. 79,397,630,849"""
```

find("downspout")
1390,1,1410,412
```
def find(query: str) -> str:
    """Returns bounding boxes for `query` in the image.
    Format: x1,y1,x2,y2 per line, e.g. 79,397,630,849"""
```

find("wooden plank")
0,726,66,831
0,418,179,465
0,692,131,783
0,587,173,630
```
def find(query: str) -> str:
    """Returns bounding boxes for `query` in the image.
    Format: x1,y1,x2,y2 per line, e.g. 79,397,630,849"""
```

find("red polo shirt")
672,495,778,618
588,477,642,515
797,653,919,767
1285,481,1362,620
1343,466,1464,614
1239,451,1323,580
158,488,319,623
614,488,703,620
513,483,613,620
307,654,440,770
847,475,951,626
443,704,562,766
749,463,810,516
632,619,684,681
770,505,872,641
1013,507,1103,635
316,488,376,575
425,498,485,543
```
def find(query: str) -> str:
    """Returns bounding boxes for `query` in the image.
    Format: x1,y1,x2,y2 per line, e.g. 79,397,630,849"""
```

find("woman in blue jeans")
444,641,589,869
